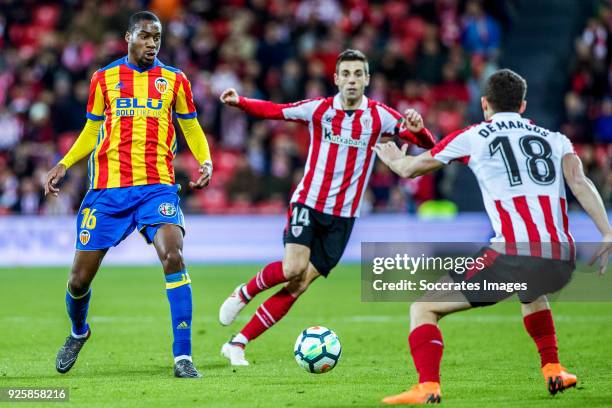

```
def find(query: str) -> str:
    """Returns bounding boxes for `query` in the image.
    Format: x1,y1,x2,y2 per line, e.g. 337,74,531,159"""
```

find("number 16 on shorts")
290,206,310,238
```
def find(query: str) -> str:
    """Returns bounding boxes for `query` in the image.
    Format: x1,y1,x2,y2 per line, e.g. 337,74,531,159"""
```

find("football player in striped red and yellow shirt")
45,11,209,378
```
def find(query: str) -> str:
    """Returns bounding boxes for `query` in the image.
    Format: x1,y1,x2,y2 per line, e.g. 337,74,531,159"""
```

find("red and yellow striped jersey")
85,56,198,189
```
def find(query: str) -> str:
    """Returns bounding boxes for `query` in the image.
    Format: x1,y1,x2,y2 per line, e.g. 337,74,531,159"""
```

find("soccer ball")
294,326,341,373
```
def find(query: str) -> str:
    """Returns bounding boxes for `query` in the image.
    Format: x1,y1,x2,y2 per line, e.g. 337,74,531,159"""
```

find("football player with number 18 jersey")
375,69,611,404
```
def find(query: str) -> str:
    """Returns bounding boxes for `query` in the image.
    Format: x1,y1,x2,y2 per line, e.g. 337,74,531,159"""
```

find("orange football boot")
542,363,577,395
382,382,441,405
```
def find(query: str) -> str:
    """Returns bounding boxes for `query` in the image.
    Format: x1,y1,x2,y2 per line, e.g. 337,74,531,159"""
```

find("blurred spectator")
560,0,612,209
461,0,501,59
0,106,23,150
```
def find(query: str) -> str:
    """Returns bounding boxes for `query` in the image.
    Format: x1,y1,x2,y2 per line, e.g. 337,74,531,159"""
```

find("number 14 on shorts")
291,206,311,226
291,206,310,237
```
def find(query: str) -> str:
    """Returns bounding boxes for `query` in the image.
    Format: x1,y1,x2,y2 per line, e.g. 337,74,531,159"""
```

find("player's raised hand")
44,163,67,197
219,88,240,106
189,160,213,189
403,109,424,133
589,232,612,276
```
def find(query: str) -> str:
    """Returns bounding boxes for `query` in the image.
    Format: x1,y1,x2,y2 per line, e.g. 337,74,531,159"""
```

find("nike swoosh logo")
57,358,76,371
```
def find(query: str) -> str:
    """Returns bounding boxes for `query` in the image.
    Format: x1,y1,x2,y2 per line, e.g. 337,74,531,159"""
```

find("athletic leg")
522,295,577,394
66,250,105,335
222,244,316,365
238,259,319,343
151,224,200,378
383,276,473,404
219,203,316,326
219,247,308,327
56,250,106,374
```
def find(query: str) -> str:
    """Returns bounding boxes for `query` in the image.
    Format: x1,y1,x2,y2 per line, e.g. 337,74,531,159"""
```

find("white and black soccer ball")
294,326,341,374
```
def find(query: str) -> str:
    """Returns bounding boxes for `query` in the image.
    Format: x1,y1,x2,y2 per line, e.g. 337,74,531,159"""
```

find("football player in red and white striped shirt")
217,49,435,365
375,69,611,404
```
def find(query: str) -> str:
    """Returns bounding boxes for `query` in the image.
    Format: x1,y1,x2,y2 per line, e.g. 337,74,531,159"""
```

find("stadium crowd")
561,0,612,210
0,0,608,215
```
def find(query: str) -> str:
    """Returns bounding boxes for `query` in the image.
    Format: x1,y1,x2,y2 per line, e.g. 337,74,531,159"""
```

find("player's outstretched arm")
219,88,296,121
562,153,612,274
373,142,443,178
45,119,100,196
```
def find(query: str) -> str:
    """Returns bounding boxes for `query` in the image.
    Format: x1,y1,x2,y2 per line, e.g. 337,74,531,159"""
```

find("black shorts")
283,203,355,277
450,247,575,307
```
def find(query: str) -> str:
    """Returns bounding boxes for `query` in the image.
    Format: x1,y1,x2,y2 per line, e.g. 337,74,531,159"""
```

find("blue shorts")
75,184,185,250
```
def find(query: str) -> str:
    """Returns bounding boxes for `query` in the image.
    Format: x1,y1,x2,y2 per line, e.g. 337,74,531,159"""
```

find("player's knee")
282,258,308,280
410,302,435,321
161,248,185,273
68,274,90,296
285,274,311,296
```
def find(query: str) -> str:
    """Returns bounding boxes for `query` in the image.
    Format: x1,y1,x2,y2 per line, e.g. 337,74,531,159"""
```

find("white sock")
71,330,89,339
174,355,192,363
232,333,248,345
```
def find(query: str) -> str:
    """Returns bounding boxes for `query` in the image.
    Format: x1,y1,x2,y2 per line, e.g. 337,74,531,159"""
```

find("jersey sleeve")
378,104,403,135
430,128,472,165
237,96,323,123
177,117,212,165
280,99,323,122
86,71,105,121
59,119,101,168
558,133,575,156
174,72,197,119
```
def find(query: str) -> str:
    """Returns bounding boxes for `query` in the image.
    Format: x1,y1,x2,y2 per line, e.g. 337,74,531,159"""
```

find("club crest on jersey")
323,113,334,122
158,203,177,217
362,117,371,128
155,77,168,94
291,226,303,237
79,230,90,246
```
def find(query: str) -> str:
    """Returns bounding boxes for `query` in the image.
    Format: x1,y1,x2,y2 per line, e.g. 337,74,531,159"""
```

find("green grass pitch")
1,264,611,407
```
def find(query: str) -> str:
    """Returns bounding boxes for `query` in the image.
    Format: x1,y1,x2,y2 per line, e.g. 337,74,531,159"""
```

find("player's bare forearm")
374,144,443,178
398,152,443,178
563,154,611,235
569,178,611,235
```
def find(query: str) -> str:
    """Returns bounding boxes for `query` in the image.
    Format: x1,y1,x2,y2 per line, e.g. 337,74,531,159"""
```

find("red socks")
523,309,559,367
406,310,557,385
240,287,297,341
409,324,444,384
244,261,286,300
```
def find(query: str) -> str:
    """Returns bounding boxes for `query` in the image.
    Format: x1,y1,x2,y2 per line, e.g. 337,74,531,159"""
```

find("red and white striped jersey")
431,112,575,259
237,93,435,217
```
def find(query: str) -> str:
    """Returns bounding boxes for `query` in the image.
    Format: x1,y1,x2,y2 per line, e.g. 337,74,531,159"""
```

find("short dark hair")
484,69,527,112
336,49,369,75
128,11,160,33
